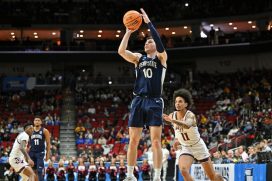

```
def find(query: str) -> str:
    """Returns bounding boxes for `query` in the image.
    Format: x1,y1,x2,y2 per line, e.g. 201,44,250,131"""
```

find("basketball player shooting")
118,8,167,181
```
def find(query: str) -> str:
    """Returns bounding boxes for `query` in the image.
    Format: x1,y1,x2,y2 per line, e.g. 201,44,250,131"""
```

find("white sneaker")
153,177,161,181
123,176,137,181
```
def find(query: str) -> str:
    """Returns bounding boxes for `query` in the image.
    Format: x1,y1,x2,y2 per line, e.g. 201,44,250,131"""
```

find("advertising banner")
189,164,235,181
2,76,36,92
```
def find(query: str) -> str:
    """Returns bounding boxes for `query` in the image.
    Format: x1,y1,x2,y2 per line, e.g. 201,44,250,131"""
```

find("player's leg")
125,127,143,180
29,152,39,181
149,126,162,180
201,158,223,181
21,166,36,181
193,139,223,181
36,152,45,181
125,96,144,180
178,155,194,181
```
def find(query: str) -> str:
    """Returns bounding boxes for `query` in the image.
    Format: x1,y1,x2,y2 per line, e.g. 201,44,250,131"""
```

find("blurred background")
0,0,271,181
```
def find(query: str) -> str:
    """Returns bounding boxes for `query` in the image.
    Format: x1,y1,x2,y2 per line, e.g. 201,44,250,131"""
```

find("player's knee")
180,167,190,177
151,139,161,148
129,137,140,147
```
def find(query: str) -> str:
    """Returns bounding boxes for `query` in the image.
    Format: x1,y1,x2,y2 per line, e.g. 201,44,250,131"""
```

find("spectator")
234,149,243,163
57,160,66,181
248,146,257,163
208,137,218,149
141,159,151,181
118,159,127,180
212,151,223,164
108,158,118,181
77,158,87,181
222,150,234,163
97,136,107,145
97,159,106,181
88,157,97,181
66,160,76,181
228,126,239,137
46,161,56,181
238,145,249,162
75,122,86,136
259,139,272,152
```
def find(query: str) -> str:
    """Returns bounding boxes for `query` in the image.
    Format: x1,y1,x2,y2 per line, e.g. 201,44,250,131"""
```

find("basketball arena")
0,1,271,181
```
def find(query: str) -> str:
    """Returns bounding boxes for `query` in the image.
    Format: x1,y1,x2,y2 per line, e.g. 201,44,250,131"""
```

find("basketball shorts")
177,139,210,161
9,156,29,174
29,151,45,171
129,96,164,127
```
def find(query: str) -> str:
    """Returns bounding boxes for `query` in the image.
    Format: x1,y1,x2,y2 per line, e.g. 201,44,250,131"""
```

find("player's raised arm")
118,29,141,65
140,8,167,65
44,128,51,161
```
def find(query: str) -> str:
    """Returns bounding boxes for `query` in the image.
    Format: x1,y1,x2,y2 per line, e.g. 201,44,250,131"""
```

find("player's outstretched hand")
163,114,172,123
140,8,150,24
28,159,34,167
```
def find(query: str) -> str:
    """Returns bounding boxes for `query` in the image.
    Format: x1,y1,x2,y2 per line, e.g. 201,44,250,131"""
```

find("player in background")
163,89,223,181
9,123,36,181
29,116,51,181
161,144,170,181
118,8,167,181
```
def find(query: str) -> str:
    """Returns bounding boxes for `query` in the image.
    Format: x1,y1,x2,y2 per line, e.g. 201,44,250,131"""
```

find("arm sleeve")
147,22,165,53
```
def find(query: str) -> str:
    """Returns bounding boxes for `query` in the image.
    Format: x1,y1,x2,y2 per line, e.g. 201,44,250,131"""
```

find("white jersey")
9,132,29,159
172,110,201,146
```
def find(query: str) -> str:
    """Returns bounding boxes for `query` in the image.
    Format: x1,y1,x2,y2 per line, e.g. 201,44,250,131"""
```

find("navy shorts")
129,96,164,127
29,151,45,171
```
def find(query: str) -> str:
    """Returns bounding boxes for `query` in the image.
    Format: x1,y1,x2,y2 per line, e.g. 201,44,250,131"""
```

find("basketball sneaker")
123,176,137,181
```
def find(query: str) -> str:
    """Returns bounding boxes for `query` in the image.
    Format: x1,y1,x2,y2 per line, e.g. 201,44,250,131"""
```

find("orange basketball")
123,10,142,31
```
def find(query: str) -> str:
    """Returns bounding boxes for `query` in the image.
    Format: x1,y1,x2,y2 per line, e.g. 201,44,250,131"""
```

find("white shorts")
178,139,210,161
9,157,29,174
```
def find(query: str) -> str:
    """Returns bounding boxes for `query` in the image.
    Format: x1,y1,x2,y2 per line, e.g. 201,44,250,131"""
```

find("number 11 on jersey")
34,139,39,145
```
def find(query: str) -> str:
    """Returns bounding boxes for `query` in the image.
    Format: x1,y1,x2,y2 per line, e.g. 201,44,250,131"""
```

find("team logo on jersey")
39,131,42,134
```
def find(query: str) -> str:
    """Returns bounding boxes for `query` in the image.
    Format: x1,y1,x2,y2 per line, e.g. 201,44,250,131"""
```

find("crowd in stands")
0,0,271,24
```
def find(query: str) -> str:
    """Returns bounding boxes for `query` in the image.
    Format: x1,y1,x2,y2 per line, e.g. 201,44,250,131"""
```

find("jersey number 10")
143,68,153,78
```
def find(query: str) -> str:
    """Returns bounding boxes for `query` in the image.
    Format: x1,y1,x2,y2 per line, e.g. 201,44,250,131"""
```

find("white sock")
154,168,161,178
127,166,134,177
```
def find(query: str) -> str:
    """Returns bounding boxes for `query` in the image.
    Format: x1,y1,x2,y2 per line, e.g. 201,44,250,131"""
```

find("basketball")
123,10,142,31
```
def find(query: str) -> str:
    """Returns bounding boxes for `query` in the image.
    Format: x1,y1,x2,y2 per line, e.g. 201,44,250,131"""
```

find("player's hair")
34,115,43,121
146,36,153,40
173,88,193,109
24,123,33,130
